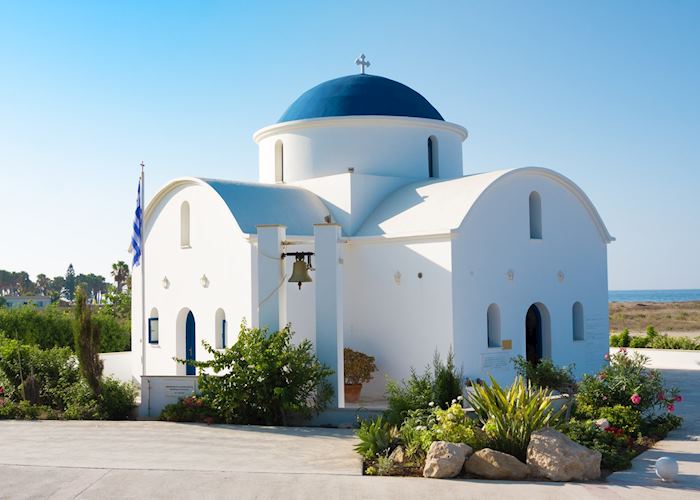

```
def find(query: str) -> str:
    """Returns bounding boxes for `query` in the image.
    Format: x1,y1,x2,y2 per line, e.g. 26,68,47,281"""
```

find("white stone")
655,456,679,482
423,441,472,478
527,427,601,481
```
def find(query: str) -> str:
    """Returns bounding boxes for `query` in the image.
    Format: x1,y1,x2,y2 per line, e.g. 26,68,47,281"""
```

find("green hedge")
0,305,130,352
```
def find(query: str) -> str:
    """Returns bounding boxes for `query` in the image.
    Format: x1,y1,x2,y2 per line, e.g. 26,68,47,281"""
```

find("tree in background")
64,264,76,301
111,261,129,293
74,286,103,396
48,276,66,302
77,273,108,304
35,274,50,295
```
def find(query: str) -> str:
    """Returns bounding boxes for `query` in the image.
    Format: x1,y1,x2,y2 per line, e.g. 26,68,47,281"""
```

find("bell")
289,258,312,289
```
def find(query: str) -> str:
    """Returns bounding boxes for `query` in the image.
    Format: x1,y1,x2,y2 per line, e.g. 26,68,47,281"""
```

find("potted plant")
343,348,377,403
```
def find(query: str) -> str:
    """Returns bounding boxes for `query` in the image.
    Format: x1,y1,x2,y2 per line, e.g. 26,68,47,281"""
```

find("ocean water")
609,289,700,303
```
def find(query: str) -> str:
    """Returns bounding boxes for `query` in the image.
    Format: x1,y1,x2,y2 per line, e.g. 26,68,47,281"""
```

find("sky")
0,0,698,291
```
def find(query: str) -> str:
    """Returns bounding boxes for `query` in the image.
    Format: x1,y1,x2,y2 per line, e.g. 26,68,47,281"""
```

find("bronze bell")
289,256,312,289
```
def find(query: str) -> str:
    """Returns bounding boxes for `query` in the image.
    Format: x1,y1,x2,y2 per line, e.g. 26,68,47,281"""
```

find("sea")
609,289,700,303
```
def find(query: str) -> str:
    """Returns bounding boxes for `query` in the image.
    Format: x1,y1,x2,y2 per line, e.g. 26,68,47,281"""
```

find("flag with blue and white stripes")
128,177,143,267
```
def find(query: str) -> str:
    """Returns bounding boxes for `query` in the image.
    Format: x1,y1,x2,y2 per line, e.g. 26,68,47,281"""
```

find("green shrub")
0,304,130,352
384,350,463,425
564,419,634,471
64,377,137,420
355,416,396,459
432,350,463,409
385,369,433,425
640,413,683,439
597,405,643,436
629,336,649,348
182,323,333,425
618,329,631,347
0,336,79,409
576,349,680,418
468,376,563,462
648,335,700,350
511,356,575,392
160,395,217,423
0,305,73,349
609,333,620,347
0,400,59,420
419,402,484,450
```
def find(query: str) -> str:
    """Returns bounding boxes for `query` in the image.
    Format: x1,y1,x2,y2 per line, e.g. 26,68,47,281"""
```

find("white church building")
131,58,614,406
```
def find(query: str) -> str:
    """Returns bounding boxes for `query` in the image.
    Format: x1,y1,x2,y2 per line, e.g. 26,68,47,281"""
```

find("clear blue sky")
1,0,698,290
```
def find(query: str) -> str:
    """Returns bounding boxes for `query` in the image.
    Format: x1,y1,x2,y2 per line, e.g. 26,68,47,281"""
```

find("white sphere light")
655,456,678,482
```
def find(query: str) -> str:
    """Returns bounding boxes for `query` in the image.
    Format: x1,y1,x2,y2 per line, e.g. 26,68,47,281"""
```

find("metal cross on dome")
355,54,370,74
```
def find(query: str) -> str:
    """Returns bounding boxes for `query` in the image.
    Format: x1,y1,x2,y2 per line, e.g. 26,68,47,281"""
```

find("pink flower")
675,395,683,402
619,347,628,354
630,393,641,405
598,373,606,381
0,386,4,395
604,354,610,361
668,404,675,412
657,392,665,401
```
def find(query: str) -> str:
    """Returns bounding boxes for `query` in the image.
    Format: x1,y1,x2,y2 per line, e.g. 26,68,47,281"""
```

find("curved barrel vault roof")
146,177,331,237
355,167,614,243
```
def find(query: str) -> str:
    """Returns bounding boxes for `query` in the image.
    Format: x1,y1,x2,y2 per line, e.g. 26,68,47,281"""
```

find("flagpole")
140,162,147,378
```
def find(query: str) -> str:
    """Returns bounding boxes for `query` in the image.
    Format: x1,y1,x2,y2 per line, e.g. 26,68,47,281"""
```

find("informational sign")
481,353,509,371
164,383,197,399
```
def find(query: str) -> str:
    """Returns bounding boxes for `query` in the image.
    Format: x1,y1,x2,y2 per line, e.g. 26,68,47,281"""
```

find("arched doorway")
185,311,196,375
525,305,542,364
525,303,550,365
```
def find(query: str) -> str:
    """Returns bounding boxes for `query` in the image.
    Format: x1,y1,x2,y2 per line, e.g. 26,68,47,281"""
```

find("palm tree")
111,261,130,293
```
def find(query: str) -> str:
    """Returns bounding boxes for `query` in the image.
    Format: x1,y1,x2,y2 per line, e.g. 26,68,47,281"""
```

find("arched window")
180,201,190,248
487,303,501,348
148,307,159,344
572,302,584,341
529,191,542,239
275,140,284,183
215,308,227,349
428,136,438,178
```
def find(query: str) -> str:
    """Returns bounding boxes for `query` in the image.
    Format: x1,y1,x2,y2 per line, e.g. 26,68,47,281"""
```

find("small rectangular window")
148,317,159,344
221,319,227,349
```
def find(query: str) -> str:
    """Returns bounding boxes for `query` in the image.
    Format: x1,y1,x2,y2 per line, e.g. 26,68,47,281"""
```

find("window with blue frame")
215,308,226,349
148,316,159,344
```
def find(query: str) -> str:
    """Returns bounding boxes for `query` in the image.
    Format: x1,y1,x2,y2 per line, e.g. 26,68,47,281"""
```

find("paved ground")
1,357,698,499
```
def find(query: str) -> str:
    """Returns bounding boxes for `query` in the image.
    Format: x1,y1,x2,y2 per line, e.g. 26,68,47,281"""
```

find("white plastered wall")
255,116,466,183
131,182,253,379
343,237,455,399
451,171,610,385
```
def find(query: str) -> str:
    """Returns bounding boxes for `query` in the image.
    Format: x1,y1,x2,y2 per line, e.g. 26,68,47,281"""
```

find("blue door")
185,311,196,375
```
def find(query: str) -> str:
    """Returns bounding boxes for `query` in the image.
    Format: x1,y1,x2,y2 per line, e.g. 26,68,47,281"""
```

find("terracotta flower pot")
344,383,362,403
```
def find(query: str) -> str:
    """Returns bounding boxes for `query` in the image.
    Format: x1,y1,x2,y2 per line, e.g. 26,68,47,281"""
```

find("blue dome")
278,74,444,123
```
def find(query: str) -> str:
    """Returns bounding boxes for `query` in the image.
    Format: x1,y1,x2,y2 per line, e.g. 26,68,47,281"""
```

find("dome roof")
278,74,444,123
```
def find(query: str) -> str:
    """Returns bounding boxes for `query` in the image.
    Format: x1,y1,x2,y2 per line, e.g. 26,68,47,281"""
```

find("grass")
609,301,700,335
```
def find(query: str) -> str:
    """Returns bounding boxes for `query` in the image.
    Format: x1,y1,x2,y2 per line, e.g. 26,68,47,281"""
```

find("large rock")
527,427,601,481
423,441,473,479
463,448,529,480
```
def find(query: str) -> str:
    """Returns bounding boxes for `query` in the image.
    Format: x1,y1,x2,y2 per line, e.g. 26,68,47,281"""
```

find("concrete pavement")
1,356,698,499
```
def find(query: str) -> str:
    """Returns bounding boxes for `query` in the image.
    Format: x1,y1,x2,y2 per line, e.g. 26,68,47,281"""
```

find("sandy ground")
610,301,700,336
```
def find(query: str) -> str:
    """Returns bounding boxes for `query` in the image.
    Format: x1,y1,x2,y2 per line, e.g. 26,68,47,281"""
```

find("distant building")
4,296,52,309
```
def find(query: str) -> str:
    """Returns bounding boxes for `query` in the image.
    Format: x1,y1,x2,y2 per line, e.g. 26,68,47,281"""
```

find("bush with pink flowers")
575,349,681,419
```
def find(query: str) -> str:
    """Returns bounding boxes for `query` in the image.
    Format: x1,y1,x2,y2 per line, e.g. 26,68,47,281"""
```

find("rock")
389,445,405,464
463,448,529,480
594,418,610,430
423,441,473,479
527,427,601,481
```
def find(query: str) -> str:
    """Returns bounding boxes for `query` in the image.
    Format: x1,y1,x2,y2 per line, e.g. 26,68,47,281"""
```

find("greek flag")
128,177,143,267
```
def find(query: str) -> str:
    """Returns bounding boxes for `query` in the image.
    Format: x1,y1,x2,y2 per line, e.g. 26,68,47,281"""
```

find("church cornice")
253,115,468,143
